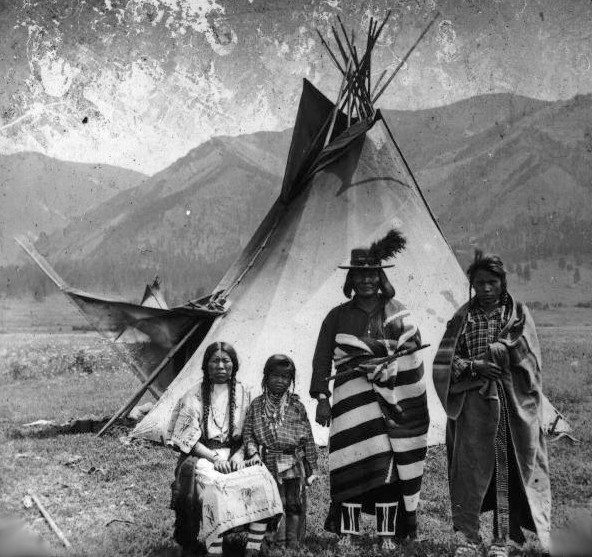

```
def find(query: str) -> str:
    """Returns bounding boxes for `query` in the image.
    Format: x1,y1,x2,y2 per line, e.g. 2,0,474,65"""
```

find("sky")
1,0,592,174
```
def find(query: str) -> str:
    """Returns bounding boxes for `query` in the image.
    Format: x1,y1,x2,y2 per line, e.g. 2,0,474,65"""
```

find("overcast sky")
1,0,592,174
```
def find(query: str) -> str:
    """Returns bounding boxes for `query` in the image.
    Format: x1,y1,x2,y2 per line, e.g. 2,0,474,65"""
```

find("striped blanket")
329,308,429,513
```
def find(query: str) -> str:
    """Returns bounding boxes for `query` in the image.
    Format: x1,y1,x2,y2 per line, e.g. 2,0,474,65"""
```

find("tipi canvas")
134,17,568,444
135,80,478,445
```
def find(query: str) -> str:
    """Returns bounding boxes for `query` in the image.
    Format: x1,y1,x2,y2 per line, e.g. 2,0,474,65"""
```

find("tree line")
0,250,227,306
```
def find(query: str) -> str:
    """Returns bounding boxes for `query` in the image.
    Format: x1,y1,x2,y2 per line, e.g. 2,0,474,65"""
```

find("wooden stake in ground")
27,490,72,549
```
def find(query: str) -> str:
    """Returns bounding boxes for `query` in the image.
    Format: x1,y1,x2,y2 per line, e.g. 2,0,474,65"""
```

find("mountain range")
0,152,147,263
5,91,592,304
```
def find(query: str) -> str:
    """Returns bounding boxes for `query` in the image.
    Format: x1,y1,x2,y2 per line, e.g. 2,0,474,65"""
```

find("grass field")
1,305,591,556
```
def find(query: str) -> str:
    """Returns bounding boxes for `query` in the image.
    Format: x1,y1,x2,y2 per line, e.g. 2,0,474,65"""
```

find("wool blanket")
433,296,551,549
329,306,429,513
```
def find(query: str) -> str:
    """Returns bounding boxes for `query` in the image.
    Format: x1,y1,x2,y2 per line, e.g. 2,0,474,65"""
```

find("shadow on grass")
6,417,137,439
283,533,452,556
146,534,247,557
145,544,179,557
144,533,454,557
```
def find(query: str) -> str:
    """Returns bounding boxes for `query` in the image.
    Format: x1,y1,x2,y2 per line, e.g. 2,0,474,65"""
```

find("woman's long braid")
228,371,236,442
201,372,212,441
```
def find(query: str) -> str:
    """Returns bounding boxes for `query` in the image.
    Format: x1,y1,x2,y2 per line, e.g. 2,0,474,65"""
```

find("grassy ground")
1,312,591,556
0,296,88,333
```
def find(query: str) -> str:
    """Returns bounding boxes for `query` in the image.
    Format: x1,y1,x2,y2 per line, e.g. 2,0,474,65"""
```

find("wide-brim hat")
338,229,406,270
338,248,394,269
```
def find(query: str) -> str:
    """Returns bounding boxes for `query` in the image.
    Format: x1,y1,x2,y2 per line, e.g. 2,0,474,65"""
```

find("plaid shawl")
433,295,551,549
329,302,429,513
243,394,318,480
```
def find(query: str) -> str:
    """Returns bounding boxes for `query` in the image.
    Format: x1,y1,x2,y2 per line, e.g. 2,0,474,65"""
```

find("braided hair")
200,341,239,442
262,354,296,398
467,249,508,305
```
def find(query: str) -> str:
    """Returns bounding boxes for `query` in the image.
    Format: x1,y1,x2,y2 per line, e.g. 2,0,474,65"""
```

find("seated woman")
242,354,318,549
167,341,283,557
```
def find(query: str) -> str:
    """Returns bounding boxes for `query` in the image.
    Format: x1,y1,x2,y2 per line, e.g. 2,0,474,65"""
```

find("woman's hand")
229,454,245,472
473,359,503,380
245,454,262,467
213,459,233,474
306,474,318,486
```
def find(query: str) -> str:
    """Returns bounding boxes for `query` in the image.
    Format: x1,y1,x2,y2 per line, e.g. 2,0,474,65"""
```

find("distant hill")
415,94,592,261
38,131,292,301
386,92,552,169
8,92,592,304
0,152,147,263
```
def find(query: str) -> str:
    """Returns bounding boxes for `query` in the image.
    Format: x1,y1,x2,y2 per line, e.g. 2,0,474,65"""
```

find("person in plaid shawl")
243,354,318,549
434,251,551,557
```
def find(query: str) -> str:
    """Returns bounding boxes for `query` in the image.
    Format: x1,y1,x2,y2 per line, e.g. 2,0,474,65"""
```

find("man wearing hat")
310,230,430,548
434,251,551,557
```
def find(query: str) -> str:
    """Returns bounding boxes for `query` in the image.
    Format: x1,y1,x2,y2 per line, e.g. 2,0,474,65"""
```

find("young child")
243,354,318,550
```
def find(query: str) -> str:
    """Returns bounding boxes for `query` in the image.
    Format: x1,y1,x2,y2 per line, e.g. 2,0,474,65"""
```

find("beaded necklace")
263,390,288,431
210,383,230,434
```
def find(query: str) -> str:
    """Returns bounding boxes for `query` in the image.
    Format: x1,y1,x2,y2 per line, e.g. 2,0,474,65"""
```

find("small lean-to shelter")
133,14,569,445
15,235,223,398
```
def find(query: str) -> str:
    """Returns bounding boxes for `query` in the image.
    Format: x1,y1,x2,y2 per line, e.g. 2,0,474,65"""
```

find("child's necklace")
265,391,286,426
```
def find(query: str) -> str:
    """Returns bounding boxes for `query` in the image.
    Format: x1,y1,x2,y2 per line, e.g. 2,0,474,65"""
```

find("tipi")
133,16,569,445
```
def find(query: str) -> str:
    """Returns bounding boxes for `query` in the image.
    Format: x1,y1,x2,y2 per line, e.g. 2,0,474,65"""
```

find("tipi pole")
331,26,350,67
380,116,452,248
337,16,355,60
371,68,388,98
14,235,67,290
366,17,374,94
372,10,391,43
324,59,351,147
96,320,203,437
335,16,377,113
372,12,440,104
316,31,344,75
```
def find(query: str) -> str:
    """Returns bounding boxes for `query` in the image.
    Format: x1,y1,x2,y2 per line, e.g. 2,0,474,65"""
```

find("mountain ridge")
0,152,148,263
5,91,592,304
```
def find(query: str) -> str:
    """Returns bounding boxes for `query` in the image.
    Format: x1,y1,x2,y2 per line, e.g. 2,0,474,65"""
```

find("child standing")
243,354,318,551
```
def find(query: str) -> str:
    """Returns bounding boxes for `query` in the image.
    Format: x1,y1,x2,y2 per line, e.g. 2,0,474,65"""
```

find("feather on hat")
338,229,406,269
